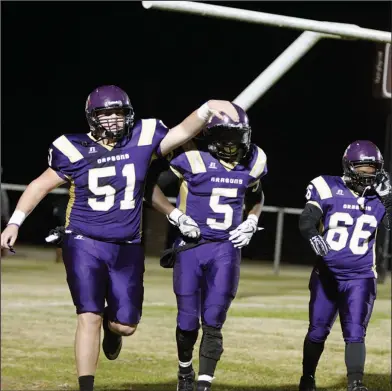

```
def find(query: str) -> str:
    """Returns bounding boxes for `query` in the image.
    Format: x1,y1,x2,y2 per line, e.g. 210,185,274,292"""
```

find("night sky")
2,1,391,258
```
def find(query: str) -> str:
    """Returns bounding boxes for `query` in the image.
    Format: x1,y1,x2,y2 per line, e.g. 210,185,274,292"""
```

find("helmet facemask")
89,106,134,142
205,124,251,163
343,159,383,193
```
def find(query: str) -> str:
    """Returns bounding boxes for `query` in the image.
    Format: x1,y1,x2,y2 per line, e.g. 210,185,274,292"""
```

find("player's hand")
374,170,391,198
309,235,331,257
1,224,19,251
45,226,66,245
229,215,259,249
167,208,200,239
207,100,240,122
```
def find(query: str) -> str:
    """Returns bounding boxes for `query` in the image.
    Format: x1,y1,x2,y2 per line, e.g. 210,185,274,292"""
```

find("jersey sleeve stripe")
311,176,333,200
249,146,267,179
170,166,183,179
53,135,84,163
138,119,157,146
183,141,207,174
178,180,189,213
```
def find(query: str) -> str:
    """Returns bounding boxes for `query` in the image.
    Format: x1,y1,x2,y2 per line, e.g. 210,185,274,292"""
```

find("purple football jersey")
169,142,267,241
48,119,168,243
306,175,386,280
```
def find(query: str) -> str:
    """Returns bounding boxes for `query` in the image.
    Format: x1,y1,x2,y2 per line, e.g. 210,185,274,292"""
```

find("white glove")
229,214,260,249
309,235,331,256
374,171,391,198
167,208,200,239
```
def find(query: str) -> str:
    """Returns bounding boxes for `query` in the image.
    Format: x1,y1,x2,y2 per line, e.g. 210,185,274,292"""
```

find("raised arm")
159,100,239,157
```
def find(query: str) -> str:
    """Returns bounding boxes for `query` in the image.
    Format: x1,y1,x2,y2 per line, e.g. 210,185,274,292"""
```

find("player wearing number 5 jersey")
0,85,239,391
298,140,392,391
151,103,267,391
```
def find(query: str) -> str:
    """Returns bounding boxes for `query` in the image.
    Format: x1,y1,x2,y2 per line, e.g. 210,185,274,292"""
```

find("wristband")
197,102,214,122
8,210,26,227
247,214,259,225
167,208,183,225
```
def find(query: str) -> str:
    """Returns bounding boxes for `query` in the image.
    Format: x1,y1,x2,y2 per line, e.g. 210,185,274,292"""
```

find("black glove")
45,226,66,246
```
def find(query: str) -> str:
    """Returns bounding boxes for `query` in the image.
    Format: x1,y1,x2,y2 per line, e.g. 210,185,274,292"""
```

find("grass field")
1,247,391,391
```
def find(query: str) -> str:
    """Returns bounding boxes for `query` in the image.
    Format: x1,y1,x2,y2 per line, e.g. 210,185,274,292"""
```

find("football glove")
229,214,261,249
374,170,391,198
309,235,331,257
167,208,200,239
45,226,66,245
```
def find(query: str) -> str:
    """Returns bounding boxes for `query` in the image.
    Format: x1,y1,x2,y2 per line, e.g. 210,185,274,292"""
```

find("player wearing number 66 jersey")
0,85,239,391
150,103,267,391
298,140,391,391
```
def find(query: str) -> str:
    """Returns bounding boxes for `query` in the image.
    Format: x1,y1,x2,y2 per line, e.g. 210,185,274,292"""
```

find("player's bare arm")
1,168,66,249
151,177,200,239
159,100,239,157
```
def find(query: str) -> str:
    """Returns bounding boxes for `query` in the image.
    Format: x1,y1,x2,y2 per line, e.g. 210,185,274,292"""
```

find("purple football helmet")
342,140,384,192
85,85,134,141
204,103,251,162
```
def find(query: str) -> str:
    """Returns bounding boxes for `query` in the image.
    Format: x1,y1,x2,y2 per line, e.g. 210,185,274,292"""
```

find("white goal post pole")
142,1,391,44
233,31,324,110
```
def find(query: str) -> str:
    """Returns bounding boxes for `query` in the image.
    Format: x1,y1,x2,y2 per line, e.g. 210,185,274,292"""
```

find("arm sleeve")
298,203,323,240
244,180,264,212
144,157,171,205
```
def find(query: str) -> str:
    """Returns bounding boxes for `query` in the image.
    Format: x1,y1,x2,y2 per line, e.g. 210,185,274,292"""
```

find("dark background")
2,1,391,263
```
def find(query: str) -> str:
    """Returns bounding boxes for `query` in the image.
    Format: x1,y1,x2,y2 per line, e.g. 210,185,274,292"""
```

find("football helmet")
342,140,384,193
204,102,251,162
85,85,134,141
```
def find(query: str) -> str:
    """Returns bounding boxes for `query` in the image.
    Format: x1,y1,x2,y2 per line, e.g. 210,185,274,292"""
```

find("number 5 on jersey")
88,164,136,211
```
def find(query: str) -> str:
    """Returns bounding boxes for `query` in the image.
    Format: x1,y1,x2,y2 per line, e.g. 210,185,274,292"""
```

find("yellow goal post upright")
142,1,391,274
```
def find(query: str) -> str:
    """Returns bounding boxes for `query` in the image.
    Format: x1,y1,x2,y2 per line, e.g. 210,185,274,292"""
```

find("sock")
302,337,325,377
198,375,214,384
199,356,218,378
78,375,94,391
176,326,198,375
345,342,366,384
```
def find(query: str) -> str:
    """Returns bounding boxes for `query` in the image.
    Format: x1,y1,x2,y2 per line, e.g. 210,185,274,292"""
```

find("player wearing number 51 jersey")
0,85,240,391
151,103,267,391
298,140,392,391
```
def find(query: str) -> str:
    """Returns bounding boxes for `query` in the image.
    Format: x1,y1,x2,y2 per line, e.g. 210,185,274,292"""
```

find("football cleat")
196,382,211,391
102,307,123,360
347,380,368,391
177,370,195,391
299,375,316,391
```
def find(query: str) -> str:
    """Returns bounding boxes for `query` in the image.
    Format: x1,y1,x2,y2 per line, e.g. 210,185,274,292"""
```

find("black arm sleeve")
144,158,170,205
244,181,263,213
298,203,323,240
381,192,392,230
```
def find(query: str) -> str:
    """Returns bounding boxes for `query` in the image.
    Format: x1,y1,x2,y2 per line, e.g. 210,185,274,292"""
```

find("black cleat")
299,375,316,391
177,370,195,391
347,380,368,391
102,307,122,360
196,381,211,391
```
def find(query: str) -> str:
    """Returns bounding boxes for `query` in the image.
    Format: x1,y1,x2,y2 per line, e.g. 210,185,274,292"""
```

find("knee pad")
176,326,199,349
307,325,331,343
200,325,224,362
203,305,228,329
342,323,365,343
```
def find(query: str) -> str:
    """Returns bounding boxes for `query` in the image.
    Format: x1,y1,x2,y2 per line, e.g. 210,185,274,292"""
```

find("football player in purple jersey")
298,140,392,391
0,85,239,391
150,103,267,391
